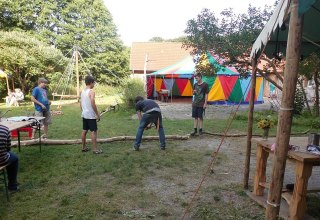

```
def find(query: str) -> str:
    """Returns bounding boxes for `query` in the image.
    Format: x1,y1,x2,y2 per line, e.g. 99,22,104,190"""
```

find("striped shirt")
0,125,11,167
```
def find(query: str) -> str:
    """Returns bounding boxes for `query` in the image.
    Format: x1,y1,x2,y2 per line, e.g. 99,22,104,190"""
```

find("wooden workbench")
252,138,320,220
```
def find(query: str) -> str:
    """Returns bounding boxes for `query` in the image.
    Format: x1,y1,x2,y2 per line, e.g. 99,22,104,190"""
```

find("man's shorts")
82,118,98,132
192,106,204,119
35,110,52,125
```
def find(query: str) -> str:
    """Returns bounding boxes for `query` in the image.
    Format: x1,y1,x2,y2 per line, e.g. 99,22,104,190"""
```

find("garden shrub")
310,117,320,129
122,78,145,108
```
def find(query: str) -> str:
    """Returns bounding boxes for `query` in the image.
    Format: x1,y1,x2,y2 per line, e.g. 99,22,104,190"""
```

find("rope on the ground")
181,77,253,220
203,129,310,137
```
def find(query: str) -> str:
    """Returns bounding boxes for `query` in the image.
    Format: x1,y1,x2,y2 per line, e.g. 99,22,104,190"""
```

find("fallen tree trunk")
11,135,190,147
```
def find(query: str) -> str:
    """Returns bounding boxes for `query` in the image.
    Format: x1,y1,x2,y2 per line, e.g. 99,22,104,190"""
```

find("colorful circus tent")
147,53,264,104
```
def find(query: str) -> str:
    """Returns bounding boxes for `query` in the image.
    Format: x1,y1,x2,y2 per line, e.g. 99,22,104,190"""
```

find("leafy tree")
183,5,275,77
0,31,66,94
149,37,165,42
0,0,129,84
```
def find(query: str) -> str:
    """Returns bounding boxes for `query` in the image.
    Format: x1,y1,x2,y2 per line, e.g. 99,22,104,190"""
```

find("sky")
103,0,275,46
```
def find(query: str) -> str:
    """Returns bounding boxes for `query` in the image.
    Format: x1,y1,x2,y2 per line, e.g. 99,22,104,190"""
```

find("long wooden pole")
75,47,80,102
5,75,10,94
265,0,302,218
243,58,257,189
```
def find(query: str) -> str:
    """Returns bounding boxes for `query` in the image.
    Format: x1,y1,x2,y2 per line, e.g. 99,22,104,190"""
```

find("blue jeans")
134,112,166,148
6,152,19,190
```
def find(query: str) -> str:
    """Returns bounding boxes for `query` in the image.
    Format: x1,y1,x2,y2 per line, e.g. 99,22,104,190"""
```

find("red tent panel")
218,76,238,98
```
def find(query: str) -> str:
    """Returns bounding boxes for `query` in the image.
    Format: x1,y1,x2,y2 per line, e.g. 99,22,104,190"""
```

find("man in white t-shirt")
80,75,101,154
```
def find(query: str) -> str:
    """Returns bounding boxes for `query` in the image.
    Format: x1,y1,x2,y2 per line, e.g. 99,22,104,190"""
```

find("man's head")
135,96,144,104
84,75,95,88
38,78,48,88
194,73,203,83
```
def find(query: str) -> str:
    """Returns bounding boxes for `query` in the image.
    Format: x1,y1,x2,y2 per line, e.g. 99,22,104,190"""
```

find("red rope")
181,77,253,220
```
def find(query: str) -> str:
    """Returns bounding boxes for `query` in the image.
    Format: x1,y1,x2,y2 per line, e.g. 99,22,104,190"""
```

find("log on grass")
12,135,190,146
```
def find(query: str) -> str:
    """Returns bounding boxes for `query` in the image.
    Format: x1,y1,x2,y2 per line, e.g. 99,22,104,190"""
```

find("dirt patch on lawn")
157,100,272,120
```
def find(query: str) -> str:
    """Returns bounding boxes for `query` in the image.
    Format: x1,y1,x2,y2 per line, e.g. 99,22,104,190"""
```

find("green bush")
310,117,320,129
122,78,145,108
94,84,120,96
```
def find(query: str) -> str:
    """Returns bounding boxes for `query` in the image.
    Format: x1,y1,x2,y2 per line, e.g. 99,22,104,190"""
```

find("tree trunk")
265,0,303,218
243,59,257,189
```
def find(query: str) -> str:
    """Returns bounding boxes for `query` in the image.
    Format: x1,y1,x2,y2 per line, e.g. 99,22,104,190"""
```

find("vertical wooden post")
265,0,303,218
243,58,257,189
143,54,148,94
5,75,10,94
75,47,80,102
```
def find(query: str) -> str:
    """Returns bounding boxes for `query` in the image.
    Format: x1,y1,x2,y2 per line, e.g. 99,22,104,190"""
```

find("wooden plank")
246,190,316,220
282,192,292,205
289,162,313,220
253,144,269,196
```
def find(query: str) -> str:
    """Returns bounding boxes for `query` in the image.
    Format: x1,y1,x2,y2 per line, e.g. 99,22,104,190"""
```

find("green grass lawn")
0,102,319,219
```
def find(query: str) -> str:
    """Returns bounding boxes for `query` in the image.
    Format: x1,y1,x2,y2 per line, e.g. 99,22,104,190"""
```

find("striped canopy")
147,53,264,104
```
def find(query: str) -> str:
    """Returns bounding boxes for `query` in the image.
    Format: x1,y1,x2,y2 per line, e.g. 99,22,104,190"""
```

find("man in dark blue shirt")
134,96,166,151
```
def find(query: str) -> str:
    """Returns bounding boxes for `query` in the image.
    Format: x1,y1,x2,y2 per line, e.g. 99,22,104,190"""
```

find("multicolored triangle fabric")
147,77,154,98
219,76,238,98
202,76,216,91
256,77,264,101
208,77,225,101
181,80,193,96
171,80,181,96
228,80,243,102
163,79,174,91
176,79,189,95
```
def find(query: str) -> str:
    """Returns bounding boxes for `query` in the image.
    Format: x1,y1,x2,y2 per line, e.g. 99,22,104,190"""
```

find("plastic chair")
0,166,9,201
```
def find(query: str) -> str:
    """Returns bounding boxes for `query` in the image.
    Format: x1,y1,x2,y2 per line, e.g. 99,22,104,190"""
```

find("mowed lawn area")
0,101,319,219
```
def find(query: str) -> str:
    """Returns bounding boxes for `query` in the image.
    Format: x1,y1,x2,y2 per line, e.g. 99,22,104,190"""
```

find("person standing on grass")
80,75,102,154
0,124,19,192
191,73,209,136
31,78,52,139
133,96,166,151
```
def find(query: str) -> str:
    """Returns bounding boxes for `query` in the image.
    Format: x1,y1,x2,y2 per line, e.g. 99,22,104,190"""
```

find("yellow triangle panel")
208,77,225,101
255,77,263,98
154,79,163,92
181,80,193,96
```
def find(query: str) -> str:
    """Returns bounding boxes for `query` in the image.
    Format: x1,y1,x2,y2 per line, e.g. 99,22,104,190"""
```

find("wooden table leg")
289,162,312,220
253,144,269,196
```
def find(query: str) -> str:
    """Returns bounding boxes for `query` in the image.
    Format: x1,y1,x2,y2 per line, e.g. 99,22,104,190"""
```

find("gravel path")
157,100,272,120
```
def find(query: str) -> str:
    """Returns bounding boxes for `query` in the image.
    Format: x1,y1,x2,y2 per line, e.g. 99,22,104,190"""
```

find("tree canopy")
0,0,129,85
183,5,274,76
0,31,66,93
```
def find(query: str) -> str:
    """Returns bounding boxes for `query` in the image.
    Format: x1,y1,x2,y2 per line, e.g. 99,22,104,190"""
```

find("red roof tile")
130,42,192,73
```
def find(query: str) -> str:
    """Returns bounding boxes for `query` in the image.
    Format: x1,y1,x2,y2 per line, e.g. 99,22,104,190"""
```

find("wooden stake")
266,0,303,218
244,58,257,189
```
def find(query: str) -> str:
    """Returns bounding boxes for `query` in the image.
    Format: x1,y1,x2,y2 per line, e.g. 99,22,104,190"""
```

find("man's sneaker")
190,131,198,136
199,130,203,135
8,186,19,193
133,145,140,151
160,146,166,150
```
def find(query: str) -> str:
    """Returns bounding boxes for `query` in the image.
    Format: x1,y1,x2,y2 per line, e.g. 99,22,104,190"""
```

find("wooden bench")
252,138,320,219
